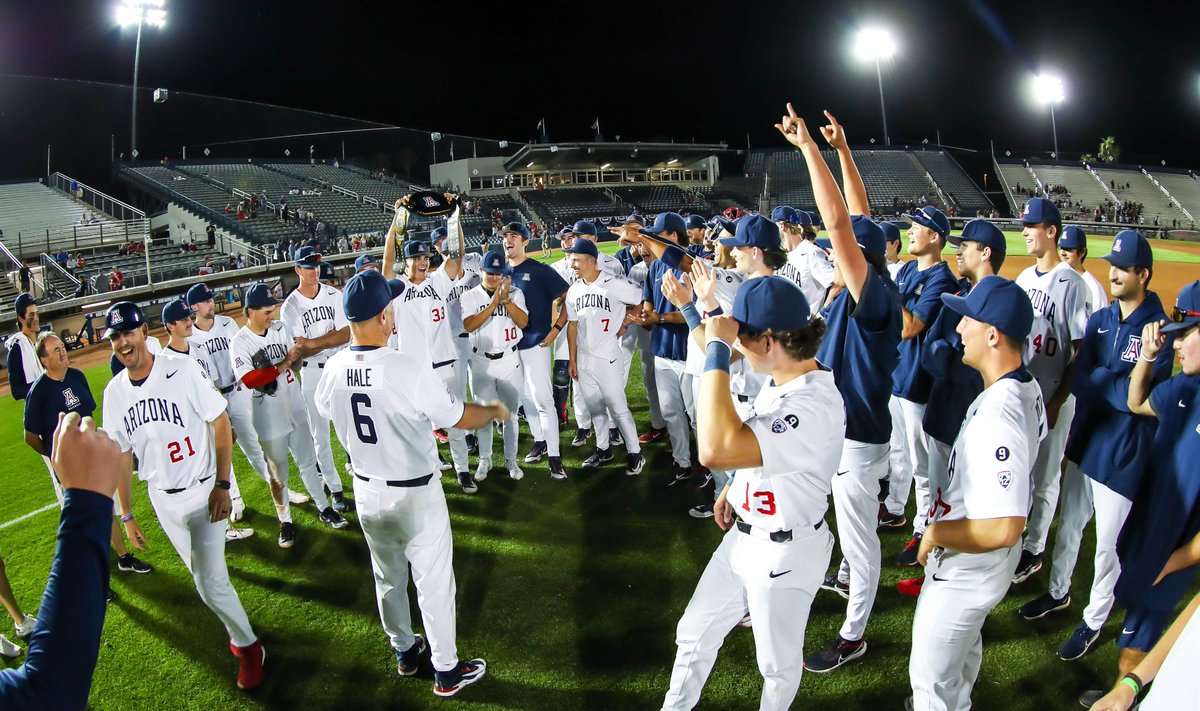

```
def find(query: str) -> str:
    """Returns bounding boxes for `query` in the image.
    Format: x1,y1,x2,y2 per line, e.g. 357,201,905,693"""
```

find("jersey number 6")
351,393,378,444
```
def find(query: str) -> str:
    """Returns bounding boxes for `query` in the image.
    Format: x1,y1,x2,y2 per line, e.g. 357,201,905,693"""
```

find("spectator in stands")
225,203,232,214
206,224,216,246
337,235,348,254
76,254,87,270
198,261,215,276
108,269,123,292
55,250,68,269
18,264,31,293
65,254,77,276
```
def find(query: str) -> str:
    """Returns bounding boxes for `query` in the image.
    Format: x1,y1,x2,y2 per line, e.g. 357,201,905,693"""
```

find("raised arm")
820,110,870,216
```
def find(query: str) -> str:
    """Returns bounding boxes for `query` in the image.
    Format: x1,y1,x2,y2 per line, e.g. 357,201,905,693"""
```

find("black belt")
736,394,751,403
300,360,325,368
433,359,455,369
474,346,517,360
354,473,433,488
219,383,237,395
162,475,212,495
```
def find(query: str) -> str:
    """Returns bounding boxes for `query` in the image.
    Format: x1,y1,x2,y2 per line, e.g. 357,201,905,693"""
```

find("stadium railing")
10,219,151,259
48,172,145,223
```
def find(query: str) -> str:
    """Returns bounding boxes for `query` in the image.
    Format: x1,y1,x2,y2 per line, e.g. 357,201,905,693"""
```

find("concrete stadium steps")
912,151,993,215
0,182,119,242
1152,172,1200,225
1094,167,1191,227
1025,164,1112,220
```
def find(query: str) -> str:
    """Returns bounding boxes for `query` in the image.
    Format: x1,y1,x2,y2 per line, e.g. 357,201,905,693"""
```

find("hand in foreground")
714,485,734,531
819,110,848,150
53,412,121,497
705,314,740,346
774,103,818,150
661,271,694,309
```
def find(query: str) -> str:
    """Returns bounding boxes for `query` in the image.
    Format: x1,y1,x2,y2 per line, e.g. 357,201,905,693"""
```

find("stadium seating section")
0,182,120,244
520,187,622,221
911,151,993,215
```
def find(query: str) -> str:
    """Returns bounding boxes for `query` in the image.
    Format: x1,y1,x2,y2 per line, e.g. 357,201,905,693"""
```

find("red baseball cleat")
896,577,924,597
234,641,266,690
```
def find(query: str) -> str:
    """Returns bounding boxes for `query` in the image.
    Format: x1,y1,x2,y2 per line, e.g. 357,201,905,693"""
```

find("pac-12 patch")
995,446,1010,461
771,418,788,433
997,470,1012,489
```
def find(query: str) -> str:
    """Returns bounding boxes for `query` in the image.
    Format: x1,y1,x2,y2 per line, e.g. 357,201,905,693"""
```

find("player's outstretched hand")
124,517,148,550
208,486,232,524
484,400,510,423
714,485,734,531
690,259,718,310
1089,684,1137,711
53,412,122,497
1140,319,1167,362
774,103,816,150
819,110,848,150
706,315,739,347
917,526,937,567
661,271,693,308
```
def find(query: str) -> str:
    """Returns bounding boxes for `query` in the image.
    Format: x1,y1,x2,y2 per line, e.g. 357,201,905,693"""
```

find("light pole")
116,0,166,161
1033,73,1065,159
855,28,896,147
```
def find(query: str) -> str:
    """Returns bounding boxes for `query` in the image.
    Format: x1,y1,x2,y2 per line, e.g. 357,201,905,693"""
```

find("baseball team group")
1,106,1199,711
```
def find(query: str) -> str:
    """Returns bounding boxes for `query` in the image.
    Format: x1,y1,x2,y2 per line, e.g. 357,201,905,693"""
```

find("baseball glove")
250,348,279,396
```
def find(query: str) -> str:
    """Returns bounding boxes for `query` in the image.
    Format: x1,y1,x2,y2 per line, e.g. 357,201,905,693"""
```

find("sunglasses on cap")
1171,306,1200,323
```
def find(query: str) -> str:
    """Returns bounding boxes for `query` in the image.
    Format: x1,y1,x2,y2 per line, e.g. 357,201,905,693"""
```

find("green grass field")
4,350,1194,711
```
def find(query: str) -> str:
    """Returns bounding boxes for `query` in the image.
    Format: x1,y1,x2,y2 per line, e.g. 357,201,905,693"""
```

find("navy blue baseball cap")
501,221,531,240
162,299,193,325
879,222,902,245
941,275,1034,341
622,212,646,226
851,215,886,255
572,220,598,237
103,301,146,339
1021,197,1061,225
186,283,216,306
718,214,782,250
733,276,811,332
403,240,434,259
481,249,509,275
244,283,278,309
1102,230,1153,269
430,226,448,243
815,237,832,251
640,212,688,238
14,292,35,316
354,253,378,271
806,211,823,229
564,239,598,258
294,246,321,268
903,205,950,239
1162,280,1200,334
770,205,799,224
343,269,405,322
1058,225,1088,251
950,219,1007,259
684,214,707,230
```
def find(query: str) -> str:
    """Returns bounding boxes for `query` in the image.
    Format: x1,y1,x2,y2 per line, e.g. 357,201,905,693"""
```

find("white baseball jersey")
726,369,845,533
551,251,624,286
5,332,43,387
315,346,464,481
280,283,349,366
928,371,1047,526
779,240,835,310
1016,265,1091,398
565,272,643,361
627,259,649,287
1055,262,1110,315
165,343,213,382
189,315,241,389
460,284,526,354
230,321,300,441
441,254,482,337
388,270,456,364
102,354,226,491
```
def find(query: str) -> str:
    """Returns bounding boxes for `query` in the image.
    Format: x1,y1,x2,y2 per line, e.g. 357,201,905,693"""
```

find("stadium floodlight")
667,158,679,165
116,0,166,161
600,163,611,170
853,27,896,147
1032,73,1066,159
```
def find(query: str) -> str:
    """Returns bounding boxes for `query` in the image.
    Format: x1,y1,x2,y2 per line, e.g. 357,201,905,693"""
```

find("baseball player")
315,269,499,697
230,282,348,549
432,225,483,459
101,301,266,690
1058,226,1110,312
660,276,844,711
883,222,904,281
109,321,162,377
774,206,836,310
461,250,528,488
612,215,669,445
563,238,645,474
1013,197,1092,583
774,107,901,673
887,205,959,564
280,246,350,512
908,275,1046,711
6,294,43,402
355,253,380,273
0,554,34,657
500,222,571,480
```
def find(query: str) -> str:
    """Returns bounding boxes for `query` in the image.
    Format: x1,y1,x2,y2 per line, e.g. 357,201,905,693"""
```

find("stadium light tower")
116,0,167,161
854,27,896,147
1033,73,1065,159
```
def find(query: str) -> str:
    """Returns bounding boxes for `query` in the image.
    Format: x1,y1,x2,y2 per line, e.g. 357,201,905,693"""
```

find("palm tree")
1098,136,1121,164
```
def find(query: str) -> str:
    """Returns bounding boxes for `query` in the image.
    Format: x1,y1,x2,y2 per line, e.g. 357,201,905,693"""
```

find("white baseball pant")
831,440,889,642
434,361,471,473
662,523,832,711
555,342,594,430
300,364,344,494
225,386,269,502
519,345,560,456
631,326,666,431
1047,461,1133,630
910,544,1020,711
923,438,953,529
575,353,640,453
147,479,256,648
654,356,691,468
884,396,931,534
354,475,460,672
41,455,63,506
1023,395,1076,556
472,352,522,466
261,391,330,512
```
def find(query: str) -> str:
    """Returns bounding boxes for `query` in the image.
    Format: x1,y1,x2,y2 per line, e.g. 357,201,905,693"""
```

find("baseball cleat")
438,453,452,472
433,658,487,697
1077,689,1105,708
548,456,568,481
625,453,646,476
466,434,479,457
582,447,614,469
570,428,592,448
14,615,36,640
225,527,255,542
877,504,907,528
820,573,851,600
689,503,715,519
506,461,524,481
117,553,153,574
803,636,867,673
1018,592,1071,620
287,490,310,505
1011,550,1044,585
331,491,350,513
0,634,21,658
737,612,752,628
895,534,922,567
896,577,924,597
106,587,118,603
1058,622,1101,661
278,522,296,549
235,641,266,690
689,466,713,490
396,634,427,676
638,426,667,444
319,507,349,530
230,496,246,522
609,428,623,447
658,461,691,487
523,441,548,463
458,472,478,494
475,458,491,482
433,429,449,444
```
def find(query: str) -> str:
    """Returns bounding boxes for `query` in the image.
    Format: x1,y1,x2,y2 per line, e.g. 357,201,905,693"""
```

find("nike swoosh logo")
1122,628,1136,635
1181,400,1188,408
768,570,792,579
931,574,948,582
166,371,178,379
836,470,848,477
1058,277,1071,284
1098,328,1110,333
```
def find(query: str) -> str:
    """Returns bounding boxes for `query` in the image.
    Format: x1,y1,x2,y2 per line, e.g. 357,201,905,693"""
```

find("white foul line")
0,504,59,531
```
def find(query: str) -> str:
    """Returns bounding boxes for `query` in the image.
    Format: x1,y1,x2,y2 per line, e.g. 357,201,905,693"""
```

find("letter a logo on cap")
422,196,438,208
111,311,123,324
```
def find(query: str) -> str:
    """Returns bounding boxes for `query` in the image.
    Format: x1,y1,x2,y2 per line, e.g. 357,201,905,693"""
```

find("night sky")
3,0,1199,181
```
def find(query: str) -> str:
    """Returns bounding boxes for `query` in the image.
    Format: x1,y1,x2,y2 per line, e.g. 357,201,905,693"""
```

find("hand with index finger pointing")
820,110,848,150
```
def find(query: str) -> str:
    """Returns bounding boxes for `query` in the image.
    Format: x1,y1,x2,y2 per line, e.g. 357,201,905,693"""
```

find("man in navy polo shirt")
612,213,669,444
501,221,571,480
887,206,960,565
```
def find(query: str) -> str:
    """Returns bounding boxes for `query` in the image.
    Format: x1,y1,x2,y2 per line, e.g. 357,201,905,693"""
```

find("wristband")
121,513,135,523
215,479,231,491
1119,675,1141,697
679,302,702,331
550,324,561,332
1139,353,1157,363
704,340,732,373
702,305,725,319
